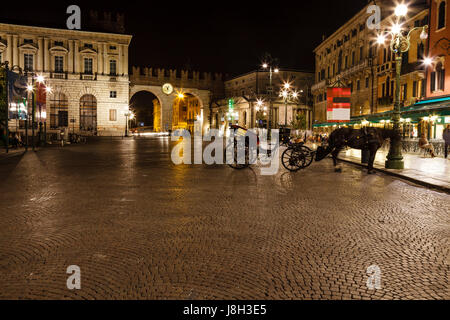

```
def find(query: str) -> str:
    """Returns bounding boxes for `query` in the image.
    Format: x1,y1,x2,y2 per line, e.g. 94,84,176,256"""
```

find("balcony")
340,59,371,78
50,72,68,80
80,73,97,81
401,62,425,76
311,80,327,92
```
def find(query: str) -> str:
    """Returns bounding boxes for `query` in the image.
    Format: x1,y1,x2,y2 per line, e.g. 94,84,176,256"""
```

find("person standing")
443,125,450,159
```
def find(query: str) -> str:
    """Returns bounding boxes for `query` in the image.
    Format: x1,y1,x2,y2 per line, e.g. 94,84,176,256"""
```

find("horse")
315,127,399,174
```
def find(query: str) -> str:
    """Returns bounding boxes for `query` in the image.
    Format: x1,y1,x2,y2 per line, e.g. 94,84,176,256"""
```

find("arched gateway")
129,66,224,133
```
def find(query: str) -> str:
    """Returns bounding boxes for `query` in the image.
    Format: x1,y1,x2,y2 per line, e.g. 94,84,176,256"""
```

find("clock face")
162,83,174,95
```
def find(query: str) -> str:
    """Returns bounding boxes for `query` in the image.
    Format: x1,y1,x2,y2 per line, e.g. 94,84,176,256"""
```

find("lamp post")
261,58,279,133
124,111,130,137
376,4,428,170
279,82,300,127
26,73,51,151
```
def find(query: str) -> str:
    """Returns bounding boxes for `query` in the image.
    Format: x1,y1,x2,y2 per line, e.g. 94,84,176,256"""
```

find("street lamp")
376,4,428,170
261,58,279,133
124,110,131,137
26,73,51,151
279,83,300,127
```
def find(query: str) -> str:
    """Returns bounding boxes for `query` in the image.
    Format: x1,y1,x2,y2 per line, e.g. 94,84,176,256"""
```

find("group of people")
419,125,450,159
0,129,24,149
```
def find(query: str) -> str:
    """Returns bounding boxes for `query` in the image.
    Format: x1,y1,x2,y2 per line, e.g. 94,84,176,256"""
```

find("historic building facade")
210,69,314,133
0,22,132,136
376,5,429,113
312,3,379,123
312,1,429,124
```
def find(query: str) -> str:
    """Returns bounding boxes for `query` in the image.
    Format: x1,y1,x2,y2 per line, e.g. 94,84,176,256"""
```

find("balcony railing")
340,59,371,78
80,73,97,81
311,80,327,92
50,72,68,80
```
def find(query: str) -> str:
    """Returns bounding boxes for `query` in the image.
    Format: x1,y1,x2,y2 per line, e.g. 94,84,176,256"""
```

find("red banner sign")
327,87,351,123
36,82,47,122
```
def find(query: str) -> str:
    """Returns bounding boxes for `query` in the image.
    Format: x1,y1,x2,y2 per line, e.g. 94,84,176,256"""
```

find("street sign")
327,87,351,122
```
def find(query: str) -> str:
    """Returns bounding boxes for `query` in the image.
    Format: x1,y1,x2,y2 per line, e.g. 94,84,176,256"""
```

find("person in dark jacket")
443,125,450,159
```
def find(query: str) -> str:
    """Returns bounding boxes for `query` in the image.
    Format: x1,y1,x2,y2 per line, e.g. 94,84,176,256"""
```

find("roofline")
225,68,314,82
0,22,133,44
313,1,428,54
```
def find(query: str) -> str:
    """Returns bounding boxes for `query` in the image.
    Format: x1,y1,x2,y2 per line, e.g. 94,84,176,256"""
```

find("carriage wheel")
282,148,305,172
299,146,314,168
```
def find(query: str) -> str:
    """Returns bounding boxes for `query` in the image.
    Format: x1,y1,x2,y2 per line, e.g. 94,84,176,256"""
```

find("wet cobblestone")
0,137,449,300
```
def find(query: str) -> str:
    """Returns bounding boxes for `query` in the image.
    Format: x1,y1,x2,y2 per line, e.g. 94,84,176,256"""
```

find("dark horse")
315,127,399,174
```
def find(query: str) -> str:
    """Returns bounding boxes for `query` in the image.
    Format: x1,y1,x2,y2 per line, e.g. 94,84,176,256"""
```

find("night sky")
1,0,368,76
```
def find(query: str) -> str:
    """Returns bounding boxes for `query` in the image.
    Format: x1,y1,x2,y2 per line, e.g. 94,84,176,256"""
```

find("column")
44,38,49,72
37,37,43,71
123,45,128,75
74,40,80,73
118,45,123,75
68,40,74,73
12,35,18,67
103,43,108,75
97,43,103,74
6,34,12,64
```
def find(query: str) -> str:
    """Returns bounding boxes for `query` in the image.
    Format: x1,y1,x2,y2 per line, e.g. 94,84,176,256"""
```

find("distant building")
211,69,314,133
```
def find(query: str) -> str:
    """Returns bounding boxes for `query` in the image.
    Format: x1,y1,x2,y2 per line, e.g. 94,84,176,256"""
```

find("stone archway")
130,84,211,132
129,89,163,131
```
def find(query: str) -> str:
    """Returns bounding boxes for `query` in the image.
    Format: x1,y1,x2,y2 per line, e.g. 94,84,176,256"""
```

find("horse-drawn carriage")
227,125,315,172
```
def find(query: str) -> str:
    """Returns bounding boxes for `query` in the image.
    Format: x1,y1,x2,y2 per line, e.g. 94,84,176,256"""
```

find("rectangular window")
24,54,33,72
84,58,93,74
365,77,369,88
54,41,64,47
109,109,117,121
55,56,64,73
109,46,117,50
413,81,418,97
360,47,364,61
110,91,117,98
357,80,361,91
430,72,436,92
110,60,117,75
401,84,407,101
24,39,33,44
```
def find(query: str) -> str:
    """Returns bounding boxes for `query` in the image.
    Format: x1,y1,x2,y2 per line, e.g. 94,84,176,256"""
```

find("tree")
290,113,307,131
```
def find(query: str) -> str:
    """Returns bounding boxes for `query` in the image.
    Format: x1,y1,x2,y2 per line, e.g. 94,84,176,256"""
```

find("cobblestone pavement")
0,137,449,300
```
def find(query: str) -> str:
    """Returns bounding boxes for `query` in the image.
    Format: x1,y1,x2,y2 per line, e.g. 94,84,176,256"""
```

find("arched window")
80,94,97,133
438,1,446,30
50,92,68,129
